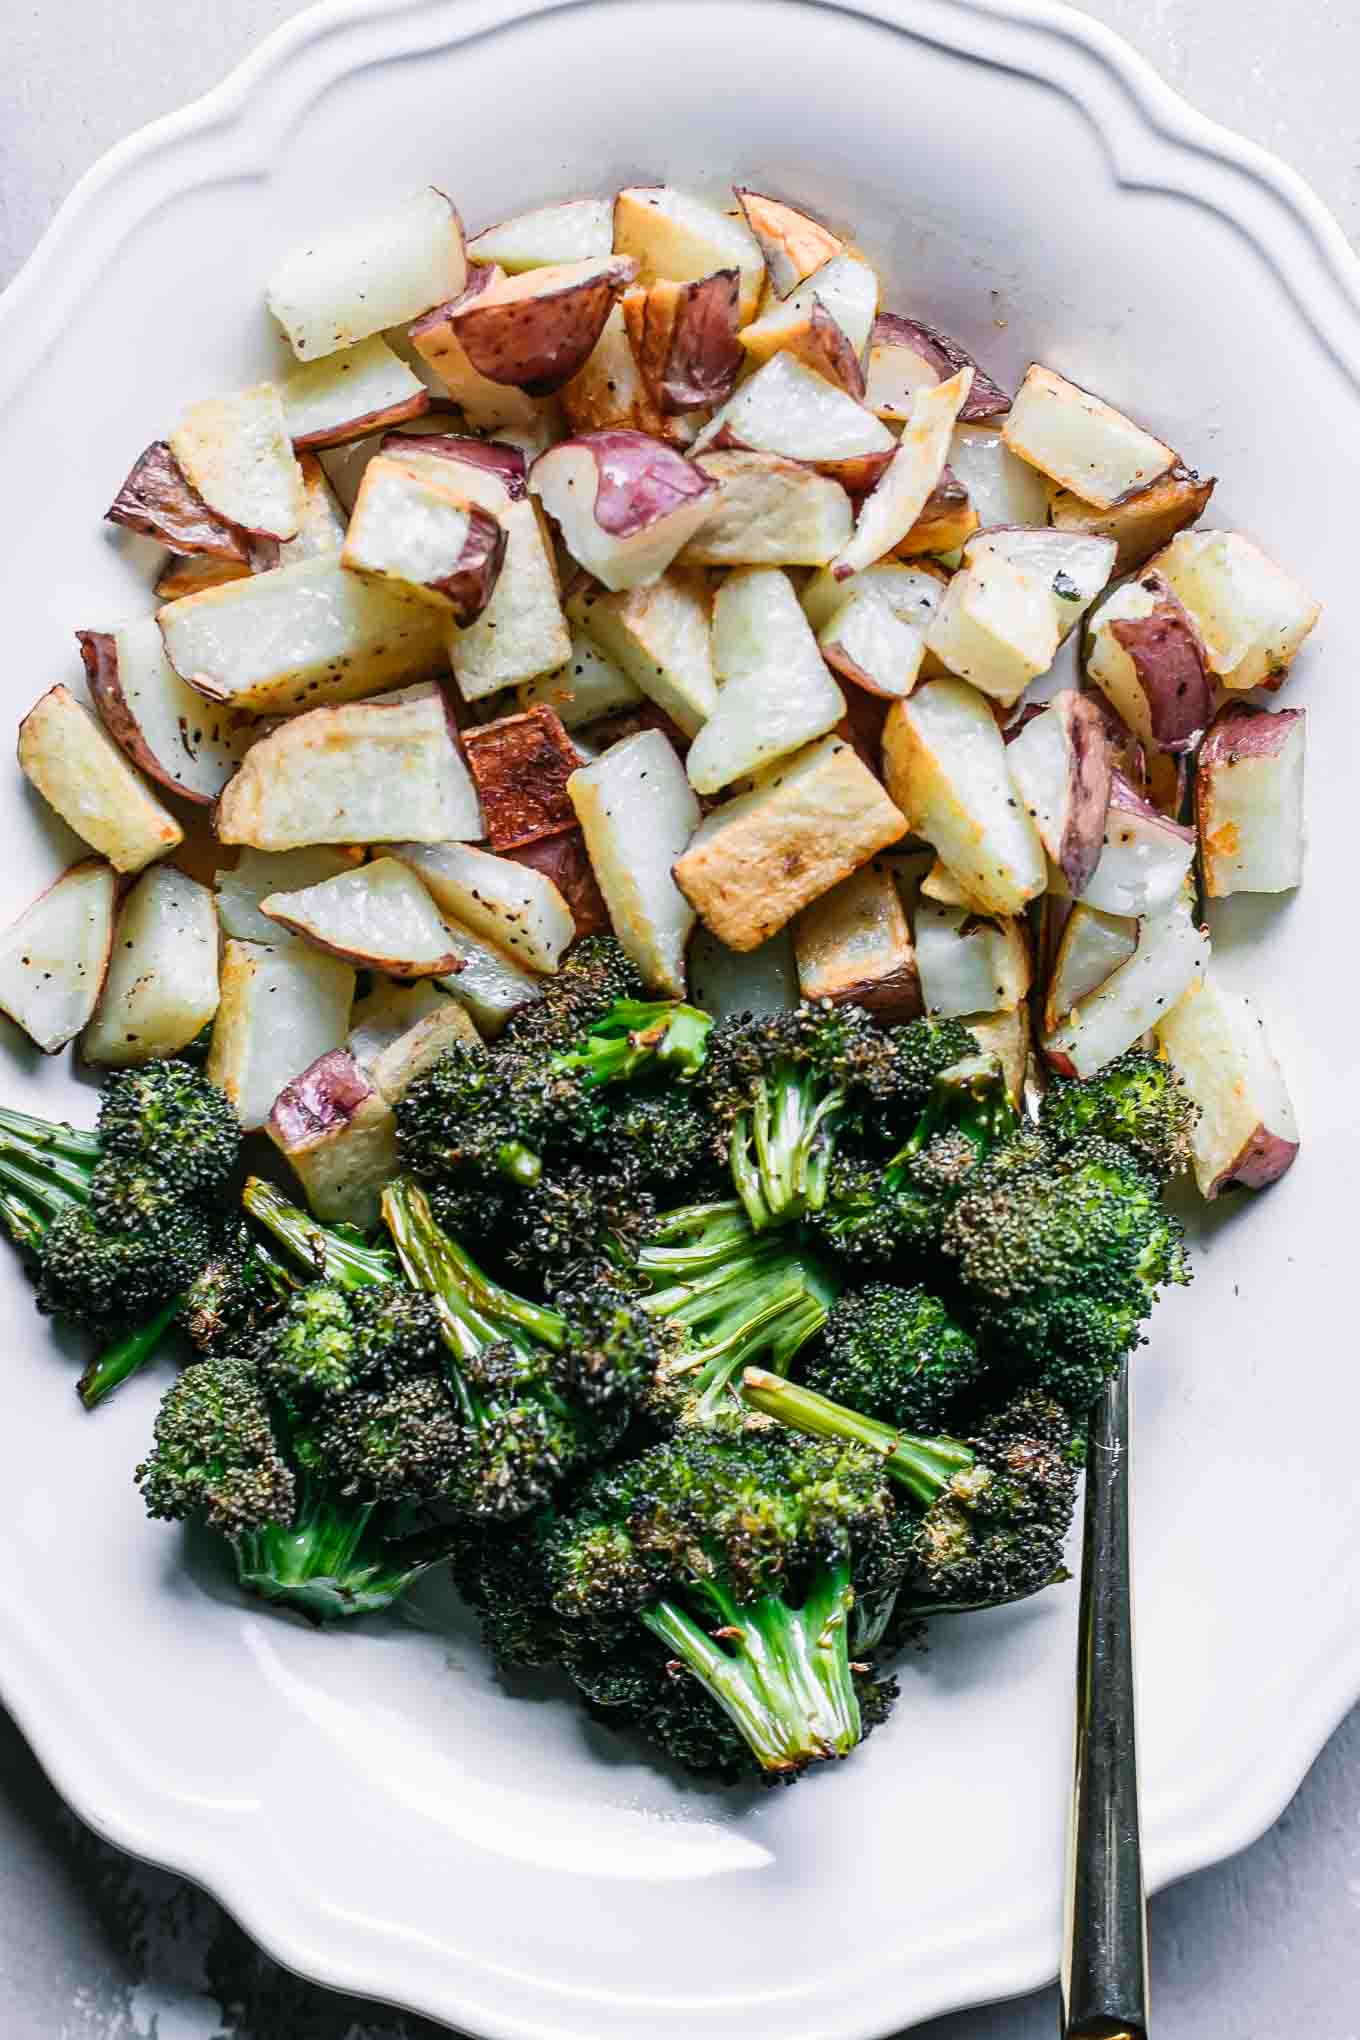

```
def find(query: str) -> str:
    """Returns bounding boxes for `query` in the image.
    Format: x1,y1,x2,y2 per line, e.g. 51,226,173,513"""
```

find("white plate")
1,3,1358,2035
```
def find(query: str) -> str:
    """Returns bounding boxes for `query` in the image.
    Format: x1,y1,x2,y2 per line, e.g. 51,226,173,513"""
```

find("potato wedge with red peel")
831,367,973,580
260,857,462,976
1043,900,1208,1078
78,618,258,806
447,256,638,395
568,729,699,993
169,385,305,544
693,352,895,490
1155,970,1298,1197
614,187,765,324
1044,901,1138,1031
106,441,264,565
924,550,1059,708
504,828,609,940
81,866,219,1067
882,678,1046,915
1196,704,1306,897
468,197,613,273
673,734,907,952
216,684,480,851
891,468,978,558
347,979,471,1071
159,554,446,715
207,938,355,1130
383,431,527,505
1003,365,1178,509
0,860,115,1053
864,313,1011,424
678,452,851,568
281,336,428,450
1048,466,1215,573
965,527,1116,642
153,556,252,600
18,684,183,874
388,838,573,973
686,568,845,795
915,899,1031,1018
448,496,571,700
624,271,743,412
566,571,715,736
529,430,716,591
817,585,927,699
738,253,879,373
1085,570,1213,754
1149,529,1320,691
794,859,922,1021
517,631,641,727
1075,772,1195,917
560,304,674,441
341,455,505,619
266,1049,398,1228
268,188,466,361
460,705,582,851
408,267,550,433
215,847,362,944
775,299,869,400
733,189,843,299
369,1002,483,1105
1004,691,1112,896
435,922,545,1037
947,420,1051,528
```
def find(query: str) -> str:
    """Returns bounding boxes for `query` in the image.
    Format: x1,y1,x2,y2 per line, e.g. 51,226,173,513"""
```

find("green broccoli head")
501,937,645,1054
36,1200,213,1330
396,1042,552,1189
178,1224,293,1354
256,1281,443,1406
502,1161,657,1287
96,1062,240,1197
1039,1049,1197,1180
803,1283,985,1433
135,1352,295,1537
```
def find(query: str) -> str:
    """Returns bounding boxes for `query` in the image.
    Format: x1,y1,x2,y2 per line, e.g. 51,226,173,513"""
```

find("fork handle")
1061,1363,1149,2040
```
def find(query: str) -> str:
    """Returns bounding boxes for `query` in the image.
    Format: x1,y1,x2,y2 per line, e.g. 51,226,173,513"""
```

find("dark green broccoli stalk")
240,1175,398,1290
549,999,713,1087
802,1283,985,1433
1039,1048,1197,1180
939,1133,1191,1411
741,1370,1077,1628
501,936,645,1054
637,1200,841,1422
546,1418,903,1780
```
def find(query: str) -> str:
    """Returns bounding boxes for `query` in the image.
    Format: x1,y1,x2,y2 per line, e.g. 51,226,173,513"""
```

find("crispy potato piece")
1047,467,1215,573
794,859,922,1019
965,527,1115,641
282,337,429,450
817,585,928,700
961,1005,1030,1108
447,256,638,394
891,467,979,558
1196,704,1306,897
435,923,545,1037
623,272,742,412
948,420,1051,528
408,266,558,436
261,858,462,976
738,252,879,379
679,451,852,568
1003,364,1177,509
106,441,267,565
1004,691,1112,895
18,684,183,874
733,188,844,298
561,303,676,440
369,1004,482,1104
388,838,574,972
1149,529,1320,691
170,384,304,543
0,861,115,1053
79,619,258,807
694,352,896,492
1044,902,1138,1031
348,978,470,1067
863,313,1010,424
267,1049,398,1227
1043,902,1208,1079
215,846,362,943
831,368,972,580
614,187,765,324
448,497,571,700
268,188,467,361
152,555,254,600
673,734,907,951
341,455,505,619
924,551,1059,708
686,567,844,795
1086,569,1213,753
207,938,355,1130
566,570,715,736
460,705,582,850
568,729,700,993
468,197,613,272
1155,969,1298,1197
530,430,716,591
82,865,219,1066
914,900,1031,1018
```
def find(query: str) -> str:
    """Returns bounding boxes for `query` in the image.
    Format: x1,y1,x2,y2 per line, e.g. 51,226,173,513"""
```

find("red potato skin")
1197,700,1304,767
559,429,715,537
450,259,638,395
1108,571,1213,753
505,826,610,938
871,314,1010,420
381,430,528,499
270,1050,375,1148
787,299,867,400
426,503,507,624
624,271,743,412
1051,691,1114,896
461,703,583,850
292,389,429,451
1083,692,1148,793
106,440,278,567
260,907,462,978
1208,1126,1300,1198
76,627,252,809
705,421,893,496
1105,767,1195,845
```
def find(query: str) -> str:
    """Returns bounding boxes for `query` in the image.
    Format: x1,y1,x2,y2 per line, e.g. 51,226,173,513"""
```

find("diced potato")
17,685,183,874
504,828,608,939
1076,773,1195,918
862,313,1010,425
914,899,1030,1017
1043,901,1208,1079
919,857,989,911
1155,969,1298,1197
567,570,715,736
267,1050,398,1227
436,921,545,1037
106,440,264,565
1044,900,1138,1032
446,255,639,396
882,679,1047,915
348,978,457,1065
1150,529,1320,690
924,550,1059,707
529,430,715,591
159,554,447,714
673,734,907,951
1047,467,1215,573
469,197,614,272
153,555,252,601
947,421,1051,528
613,186,765,323
1002,365,1177,509
560,303,675,440
738,252,879,368
216,846,362,943
447,498,571,699
678,452,853,568
960,1005,1030,1107
82,866,219,1066
283,452,350,558
693,352,895,490
801,560,945,637
207,938,355,1130
623,272,743,413
891,467,979,560
461,705,582,850
1085,570,1214,753
1004,692,1112,896
215,684,481,850
388,839,573,972
267,189,467,360
408,266,552,434
170,385,304,541
0,861,115,1053
817,585,927,699
963,527,1115,642
686,568,844,794
281,335,429,449
794,860,921,1020
341,455,505,619
690,923,799,1018
733,188,844,299
568,729,700,992
830,368,973,580
260,857,463,976
1196,704,1306,897
517,631,642,726
78,617,258,806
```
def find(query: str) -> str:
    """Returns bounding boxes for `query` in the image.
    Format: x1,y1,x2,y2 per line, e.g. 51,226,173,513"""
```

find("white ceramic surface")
1,3,1357,2036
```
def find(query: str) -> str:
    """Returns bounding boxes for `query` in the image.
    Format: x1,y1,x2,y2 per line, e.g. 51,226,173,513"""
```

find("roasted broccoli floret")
501,936,645,1054
636,1200,840,1422
396,1041,556,1190
504,1160,657,1285
550,999,713,1087
93,1062,240,1195
545,1416,903,1780
177,1224,295,1354
741,1370,1077,1637
1039,1048,1197,1181
802,1283,985,1433
939,1133,1191,1411
240,1175,399,1290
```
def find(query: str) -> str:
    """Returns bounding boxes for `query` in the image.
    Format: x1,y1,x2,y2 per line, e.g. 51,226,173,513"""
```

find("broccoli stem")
640,1563,861,1774
382,1178,567,1367
553,999,714,1087
242,1177,397,1290
0,1138,92,1214
0,1107,101,1168
78,1294,183,1410
233,1482,458,1624
741,1368,976,1507
733,1066,844,1230
891,1053,1018,1172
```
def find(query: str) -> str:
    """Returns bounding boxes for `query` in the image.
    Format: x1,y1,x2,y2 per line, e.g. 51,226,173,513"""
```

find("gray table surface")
3,3,1358,2034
